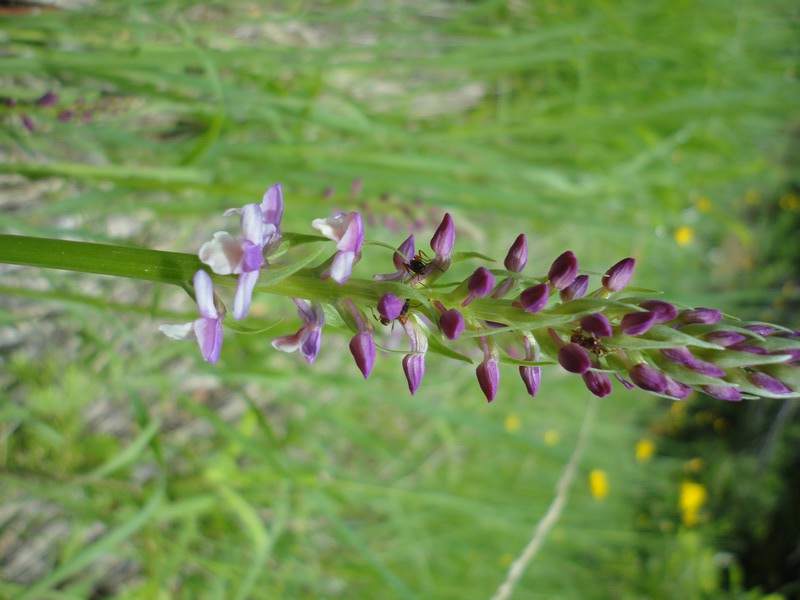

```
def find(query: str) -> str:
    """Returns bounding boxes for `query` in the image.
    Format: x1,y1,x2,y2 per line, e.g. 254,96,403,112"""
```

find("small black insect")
404,251,433,278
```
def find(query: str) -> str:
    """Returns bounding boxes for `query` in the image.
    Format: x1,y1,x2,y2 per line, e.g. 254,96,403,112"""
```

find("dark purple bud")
430,213,455,259
702,385,741,402
665,378,693,399
402,354,425,395
745,324,775,336
639,300,678,323
36,91,59,107
461,267,495,306
558,343,591,374
439,308,465,340
620,311,656,336
680,308,722,325
519,365,541,397
660,347,726,378
747,372,792,395
582,370,613,397
579,313,613,338
602,258,636,292
518,283,550,314
504,234,528,273
22,114,34,132
559,274,589,302
629,364,669,394
57,109,74,122
349,332,376,379
548,251,578,290
728,343,769,355
476,358,500,403
378,293,405,321
704,330,747,347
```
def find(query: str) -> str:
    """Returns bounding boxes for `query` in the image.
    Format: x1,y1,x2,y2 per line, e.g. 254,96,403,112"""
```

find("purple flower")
517,283,550,314
504,234,528,272
560,274,589,302
680,308,722,325
620,311,656,336
430,213,455,262
519,366,541,397
558,343,592,374
582,370,612,397
548,251,578,290
22,114,34,132
57,110,74,122
729,343,769,355
629,364,668,394
745,324,775,337
461,267,495,307
349,332,376,379
660,348,726,378
747,372,792,395
665,379,693,399
378,293,405,321
579,313,613,338
401,318,429,395
258,183,284,255
704,330,747,347
159,270,223,364
36,91,59,107
702,385,742,402
374,235,415,282
602,258,636,292
439,308,465,340
476,357,500,403
312,211,365,285
271,298,325,364
639,300,678,323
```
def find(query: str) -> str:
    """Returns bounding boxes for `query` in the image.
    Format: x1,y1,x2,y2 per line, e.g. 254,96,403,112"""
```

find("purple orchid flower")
271,298,326,364
374,234,415,282
312,211,365,285
159,270,223,364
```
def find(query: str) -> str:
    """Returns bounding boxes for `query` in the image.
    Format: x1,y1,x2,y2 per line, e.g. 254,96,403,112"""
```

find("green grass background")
1,0,798,598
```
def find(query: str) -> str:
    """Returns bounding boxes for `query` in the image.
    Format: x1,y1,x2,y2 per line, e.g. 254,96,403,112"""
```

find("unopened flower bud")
560,274,589,302
402,354,425,395
430,213,455,259
519,365,541,397
639,300,677,323
745,324,775,336
629,364,668,394
620,311,656,336
579,313,613,338
518,283,550,314
558,343,591,374
461,267,495,306
476,358,500,403
439,308,465,340
702,384,741,402
747,372,792,395
704,330,747,347
36,91,59,107
582,370,612,397
602,258,635,292
349,332,376,379
548,251,578,290
665,378,693,399
504,234,528,272
661,347,726,378
680,308,722,325
378,293,405,321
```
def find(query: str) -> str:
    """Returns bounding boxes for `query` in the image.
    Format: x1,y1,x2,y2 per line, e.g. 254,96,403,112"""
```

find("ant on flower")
371,298,411,330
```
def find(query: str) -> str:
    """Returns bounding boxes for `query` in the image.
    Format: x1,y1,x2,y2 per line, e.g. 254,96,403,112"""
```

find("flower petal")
159,322,195,341
232,270,260,320
329,250,357,285
194,316,223,364
199,231,242,275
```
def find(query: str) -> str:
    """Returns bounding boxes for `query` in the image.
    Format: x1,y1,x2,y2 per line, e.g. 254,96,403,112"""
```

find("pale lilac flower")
374,235,415,282
312,211,364,285
159,270,223,364
271,298,325,364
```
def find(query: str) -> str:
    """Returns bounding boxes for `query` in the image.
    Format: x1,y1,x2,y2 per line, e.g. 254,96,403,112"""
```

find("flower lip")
602,258,636,292
558,343,592,374
548,250,578,290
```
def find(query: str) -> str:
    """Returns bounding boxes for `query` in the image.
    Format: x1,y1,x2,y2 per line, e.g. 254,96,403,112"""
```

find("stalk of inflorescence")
2,182,799,403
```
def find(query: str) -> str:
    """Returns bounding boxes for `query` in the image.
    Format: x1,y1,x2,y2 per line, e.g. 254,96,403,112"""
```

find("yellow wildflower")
679,481,707,527
674,225,694,247
589,469,609,500
635,439,655,463
544,429,560,446
504,413,521,433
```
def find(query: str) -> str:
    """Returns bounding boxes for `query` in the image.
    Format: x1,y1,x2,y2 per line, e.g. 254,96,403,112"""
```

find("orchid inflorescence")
161,184,800,403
